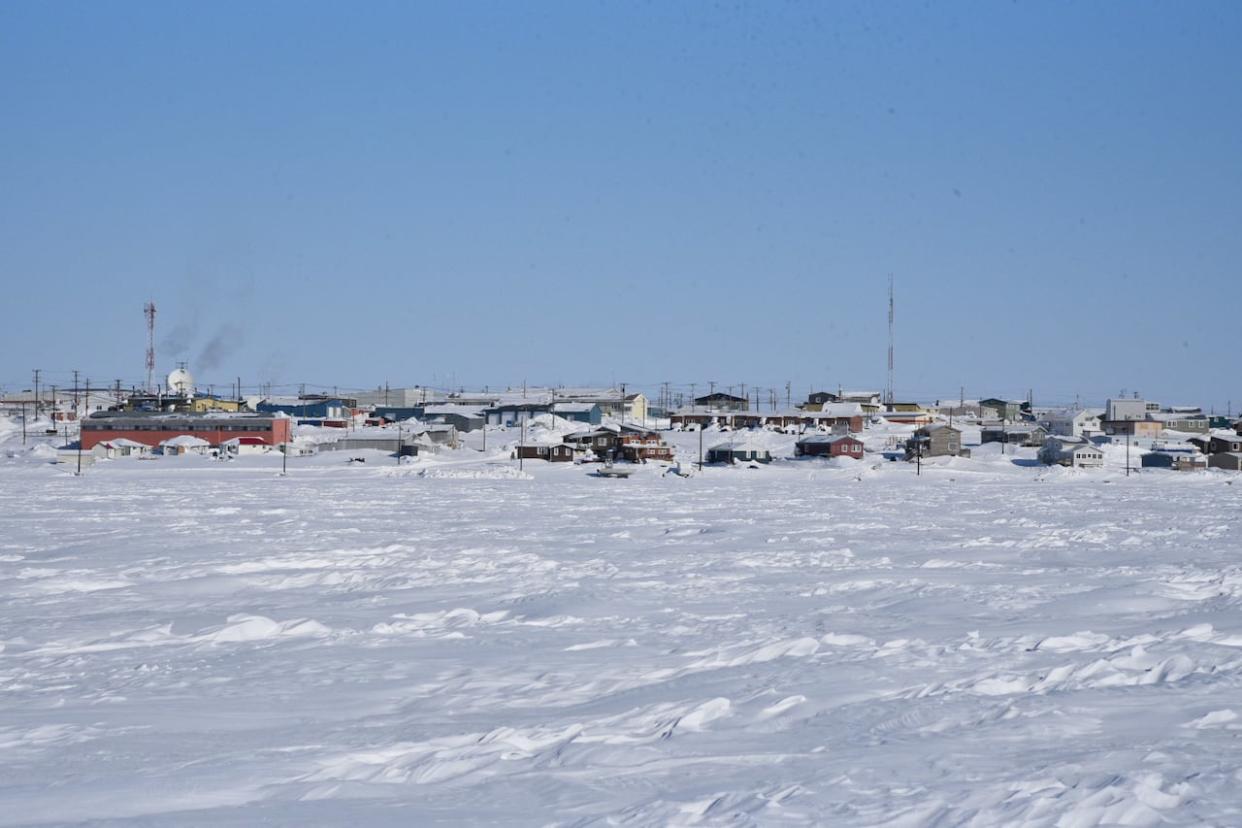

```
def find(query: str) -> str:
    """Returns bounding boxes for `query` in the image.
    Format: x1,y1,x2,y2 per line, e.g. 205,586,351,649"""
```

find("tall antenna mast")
144,300,157,392
885,275,894,405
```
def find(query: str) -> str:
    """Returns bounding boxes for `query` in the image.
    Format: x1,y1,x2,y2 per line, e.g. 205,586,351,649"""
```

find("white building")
1041,408,1104,438
1038,436,1105,468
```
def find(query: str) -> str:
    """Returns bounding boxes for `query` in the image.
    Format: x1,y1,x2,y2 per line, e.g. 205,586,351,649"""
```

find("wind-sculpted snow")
1,454,1241,825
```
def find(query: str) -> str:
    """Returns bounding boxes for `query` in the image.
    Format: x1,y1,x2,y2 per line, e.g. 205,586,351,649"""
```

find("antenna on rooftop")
143,301,157,392
885,275,895,405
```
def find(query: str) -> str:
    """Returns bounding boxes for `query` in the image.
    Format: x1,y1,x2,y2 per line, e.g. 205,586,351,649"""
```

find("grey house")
1208,435,1242,455
906,424,962,458
980,423,1047,447
1038,436,1105,468
979,398,1023,422
706,441,772,464
1208,452,1242,471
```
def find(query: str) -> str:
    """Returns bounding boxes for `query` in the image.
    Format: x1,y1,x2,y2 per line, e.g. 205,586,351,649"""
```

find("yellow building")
190,396,245,413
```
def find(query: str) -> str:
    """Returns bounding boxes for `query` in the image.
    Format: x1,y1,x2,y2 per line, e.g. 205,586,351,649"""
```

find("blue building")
256,397,350,419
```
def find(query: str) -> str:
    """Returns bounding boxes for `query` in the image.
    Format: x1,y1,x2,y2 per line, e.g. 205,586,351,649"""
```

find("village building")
1038,436,1105,468
668,411,717,430
882,404,934,426
1208,453,1242,471
802,391,840,409
1150,407,1210,433
550,402,603,425
159,435,213,456
692,392,749,412
563,429,620,456
980,423,1048,447
93,438,152,459
795,434,865,459
1101,419,1163,440
979,398,1025,422
483,402,554,427
1104,398,1155,421
906,424,963,458
617,424,674,462
1207,434,1242,454
705,441,772,464
80,412,292,450
1141,448,1207,471
516,444,575,463
1041,408,1104,438
222,436,272,456
256,397,352,419
420,406,487,432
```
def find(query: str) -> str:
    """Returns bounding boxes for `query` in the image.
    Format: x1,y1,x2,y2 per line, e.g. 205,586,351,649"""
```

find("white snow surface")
1,422,1242,825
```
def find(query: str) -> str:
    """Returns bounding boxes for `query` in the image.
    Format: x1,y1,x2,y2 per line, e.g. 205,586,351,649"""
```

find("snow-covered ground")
2,419,1242,825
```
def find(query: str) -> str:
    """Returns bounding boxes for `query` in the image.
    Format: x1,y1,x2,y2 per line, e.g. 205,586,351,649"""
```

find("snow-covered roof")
422,405,484,416
102,438,148,449
796,434,858,445
160,435,211,447
709,440,770,453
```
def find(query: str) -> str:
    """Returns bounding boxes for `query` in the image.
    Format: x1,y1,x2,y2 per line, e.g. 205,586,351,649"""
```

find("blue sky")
2,1,1239,410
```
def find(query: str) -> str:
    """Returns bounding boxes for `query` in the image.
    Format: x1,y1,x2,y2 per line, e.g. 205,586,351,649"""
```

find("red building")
80,414,292,450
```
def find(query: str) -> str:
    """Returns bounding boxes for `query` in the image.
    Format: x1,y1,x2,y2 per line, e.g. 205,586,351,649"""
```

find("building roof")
709,440,770,453
919,424,960,434
550,402,599,414
797,434,859,445
160,435,211,447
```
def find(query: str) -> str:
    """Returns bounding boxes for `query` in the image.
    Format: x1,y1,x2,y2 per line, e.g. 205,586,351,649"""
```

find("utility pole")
1126,432,1131,478
519,418,525,472
72,369,80,415
690,383,697,412
698,425,704,471
741,383,747,410
33,368,41,421
786,381,791,410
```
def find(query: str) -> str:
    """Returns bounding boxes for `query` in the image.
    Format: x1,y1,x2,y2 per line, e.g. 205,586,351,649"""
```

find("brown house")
1208,435,1242,455
796,434,864,459
516,444,575,462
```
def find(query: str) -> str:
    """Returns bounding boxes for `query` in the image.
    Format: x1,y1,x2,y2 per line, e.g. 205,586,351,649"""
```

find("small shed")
1208,452,1242,471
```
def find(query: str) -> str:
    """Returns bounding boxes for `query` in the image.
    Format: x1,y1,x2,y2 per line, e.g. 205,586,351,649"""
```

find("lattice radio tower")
885,275,894,405
144,301,157,392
